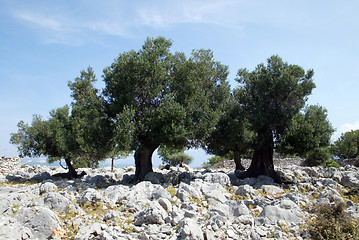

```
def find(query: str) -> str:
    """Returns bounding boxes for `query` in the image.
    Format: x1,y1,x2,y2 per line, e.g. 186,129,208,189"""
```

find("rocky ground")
1,156,359,239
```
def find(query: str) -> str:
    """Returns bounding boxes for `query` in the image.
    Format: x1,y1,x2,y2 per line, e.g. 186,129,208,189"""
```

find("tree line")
10,37,357,182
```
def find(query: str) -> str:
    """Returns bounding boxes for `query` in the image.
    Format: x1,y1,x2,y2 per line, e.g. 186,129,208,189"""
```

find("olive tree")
103,37,230,181
10,68,111,178
236,55,315,182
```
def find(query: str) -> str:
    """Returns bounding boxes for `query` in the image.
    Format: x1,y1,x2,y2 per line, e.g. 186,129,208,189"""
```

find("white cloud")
333,121,359,140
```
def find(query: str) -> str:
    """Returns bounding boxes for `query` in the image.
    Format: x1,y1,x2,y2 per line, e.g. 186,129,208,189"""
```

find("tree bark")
133,144,158,182
237,132,282,183
65,157,79,179
111,157,115,172
233,149,245,171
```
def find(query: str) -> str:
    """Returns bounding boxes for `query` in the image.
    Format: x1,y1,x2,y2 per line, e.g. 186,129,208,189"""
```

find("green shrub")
306,201,359,240
325,159,340,168
305,147,331,166
202,155,226,168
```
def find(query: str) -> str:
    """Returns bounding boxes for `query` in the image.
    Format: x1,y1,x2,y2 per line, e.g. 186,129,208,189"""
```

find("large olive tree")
236,55,315,182
103,37,230,181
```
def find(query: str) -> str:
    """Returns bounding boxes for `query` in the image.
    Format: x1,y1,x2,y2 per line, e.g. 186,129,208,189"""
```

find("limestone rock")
14,206,61,239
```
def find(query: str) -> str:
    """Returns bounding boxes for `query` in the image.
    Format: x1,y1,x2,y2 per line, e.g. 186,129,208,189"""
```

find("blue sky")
1,0,359,168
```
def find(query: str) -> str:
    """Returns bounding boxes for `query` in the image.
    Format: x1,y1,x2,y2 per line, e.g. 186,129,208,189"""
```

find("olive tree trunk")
233,149,245,171
65,157,80,179
237,132,281,183
133,144,158,182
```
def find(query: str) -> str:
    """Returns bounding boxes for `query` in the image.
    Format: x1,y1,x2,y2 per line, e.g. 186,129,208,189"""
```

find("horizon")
1,1,359,167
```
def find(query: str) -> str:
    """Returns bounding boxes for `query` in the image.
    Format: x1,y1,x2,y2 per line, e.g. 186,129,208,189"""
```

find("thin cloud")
333,121,359,140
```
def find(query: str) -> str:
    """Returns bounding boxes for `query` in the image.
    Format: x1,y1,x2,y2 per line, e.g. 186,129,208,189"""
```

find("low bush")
305,147,331,166
325,159,340,168
306,201,359,239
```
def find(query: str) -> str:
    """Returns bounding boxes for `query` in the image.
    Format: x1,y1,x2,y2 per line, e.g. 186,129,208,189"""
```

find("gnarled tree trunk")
233,149,245,171
133,144,158,182
65,157,79,179
237,131,281,183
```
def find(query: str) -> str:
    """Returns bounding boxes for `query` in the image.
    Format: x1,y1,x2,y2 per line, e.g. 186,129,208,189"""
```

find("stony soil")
1,156,359,240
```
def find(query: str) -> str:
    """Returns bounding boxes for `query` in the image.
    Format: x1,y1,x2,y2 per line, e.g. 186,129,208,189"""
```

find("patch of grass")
57,210,80,240
166,185,177,198
305,201,359,240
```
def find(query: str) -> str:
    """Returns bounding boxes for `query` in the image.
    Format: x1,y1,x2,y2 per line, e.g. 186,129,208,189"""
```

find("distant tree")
10,68,112,178
158,145,192,167
103,37,230,181
202,155,227,169
277,105,334,165
331,130,359,159
204,93,255,170
236,55,315,182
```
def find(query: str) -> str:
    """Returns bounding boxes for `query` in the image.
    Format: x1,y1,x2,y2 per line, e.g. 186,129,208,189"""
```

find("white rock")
262,185,284,195
259,205,301,225
158,197,172,212
235,185,255,198
177,218,204,240
15,206,61,239
134,201,168,225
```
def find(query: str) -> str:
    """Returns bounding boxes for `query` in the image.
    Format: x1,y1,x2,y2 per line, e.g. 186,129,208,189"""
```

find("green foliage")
204,93,255,160
331,130,359,159
305,147,331,166
69,67,112,168
202,155,227,168
157,145,191,166
306,201,359,240
277,105,334,158
103,37,230,150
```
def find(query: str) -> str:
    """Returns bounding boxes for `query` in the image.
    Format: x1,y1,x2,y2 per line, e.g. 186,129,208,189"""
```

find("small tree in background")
10,68,112,178
236,55,315,182
331,130,359,160
157,145,192,167
277,105,334,166
204,93,255,170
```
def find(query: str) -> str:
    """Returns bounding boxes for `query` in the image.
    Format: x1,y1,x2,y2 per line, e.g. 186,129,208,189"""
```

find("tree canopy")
331,130,359,159
103,37,230,181
277,105,334,159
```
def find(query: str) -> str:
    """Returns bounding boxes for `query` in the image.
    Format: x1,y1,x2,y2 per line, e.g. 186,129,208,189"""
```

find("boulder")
0,216,34,240
144,172,164,184
203,172,230,186
258,205,301,225
177,218,204,240
43,192,76,211
14,206,61,239
134,201,168,225
39,181,58,195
